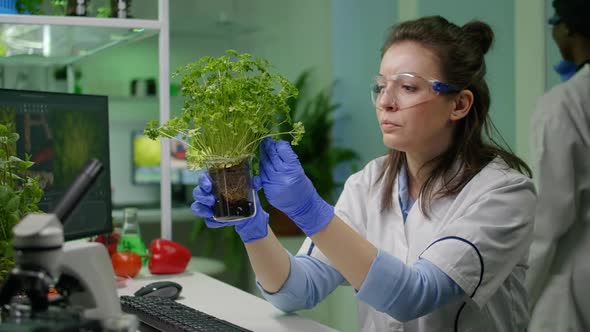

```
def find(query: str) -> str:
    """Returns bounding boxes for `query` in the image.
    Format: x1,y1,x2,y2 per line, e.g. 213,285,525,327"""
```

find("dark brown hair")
378,16,531,216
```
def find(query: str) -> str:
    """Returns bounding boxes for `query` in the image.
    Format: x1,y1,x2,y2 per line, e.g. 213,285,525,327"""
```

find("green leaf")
10,211,20,226
8,133,19,144
143,50,304,170
10,173,23,181
5,195,19,213
0,185,14,205
22,161,35,172
8,156,24,164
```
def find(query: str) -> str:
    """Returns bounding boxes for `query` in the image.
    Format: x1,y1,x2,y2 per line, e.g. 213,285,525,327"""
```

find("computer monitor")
131,130,200,186
0,88,112,241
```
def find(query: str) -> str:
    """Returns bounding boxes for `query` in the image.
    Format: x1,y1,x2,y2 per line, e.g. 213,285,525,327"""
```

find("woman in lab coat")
526,0,590,330
192,16,536,331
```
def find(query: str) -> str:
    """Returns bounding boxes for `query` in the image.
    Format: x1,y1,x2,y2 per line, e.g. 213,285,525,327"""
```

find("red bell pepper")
148,239,191,274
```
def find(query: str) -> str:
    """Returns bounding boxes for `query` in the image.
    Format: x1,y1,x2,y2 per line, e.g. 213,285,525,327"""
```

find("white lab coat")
527,63,590,331
298,156,536,331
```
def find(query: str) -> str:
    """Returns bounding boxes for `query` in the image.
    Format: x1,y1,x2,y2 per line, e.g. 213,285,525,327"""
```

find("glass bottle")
117,208,147,265
110,0,132,18
66,0,89,16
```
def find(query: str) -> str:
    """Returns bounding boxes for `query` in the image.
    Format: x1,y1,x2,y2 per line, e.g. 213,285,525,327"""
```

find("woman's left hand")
191,172,269,243
259,137,334,236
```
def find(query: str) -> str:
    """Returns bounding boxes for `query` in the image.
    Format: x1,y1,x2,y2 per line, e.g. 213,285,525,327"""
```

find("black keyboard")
120,295,253,332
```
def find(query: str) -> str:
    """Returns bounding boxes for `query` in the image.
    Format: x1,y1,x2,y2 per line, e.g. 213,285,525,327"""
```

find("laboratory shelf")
0,15,159,66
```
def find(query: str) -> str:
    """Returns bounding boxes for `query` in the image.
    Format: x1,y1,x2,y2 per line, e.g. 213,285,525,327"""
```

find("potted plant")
0,109,43,284
145,49,304,222
145,50,304,289
268,70,361,236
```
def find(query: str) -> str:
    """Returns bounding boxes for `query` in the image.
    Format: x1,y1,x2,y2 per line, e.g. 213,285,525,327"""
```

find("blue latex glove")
554,59,577,81
191,172,269,243
259,137,334,237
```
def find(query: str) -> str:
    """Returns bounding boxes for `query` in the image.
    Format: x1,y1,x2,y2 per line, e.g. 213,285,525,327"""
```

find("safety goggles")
370,73,460,110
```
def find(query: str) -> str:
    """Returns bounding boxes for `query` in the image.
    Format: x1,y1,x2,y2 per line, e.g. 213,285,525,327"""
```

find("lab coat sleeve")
256,253,345,312
526,96,578,308
420,174,536,308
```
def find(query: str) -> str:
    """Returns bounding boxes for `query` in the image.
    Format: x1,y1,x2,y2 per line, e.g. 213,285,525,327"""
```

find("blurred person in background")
526,0,590,330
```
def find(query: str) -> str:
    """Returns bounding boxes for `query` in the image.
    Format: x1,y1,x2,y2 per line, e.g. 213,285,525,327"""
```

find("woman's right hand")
191,172,269,243
259,137,334,237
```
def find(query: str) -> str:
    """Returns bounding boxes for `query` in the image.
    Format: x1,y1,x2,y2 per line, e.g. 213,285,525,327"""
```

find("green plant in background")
189,219,250,289
144,49,304,170
50,0,67,15
263,70,360,236
0,109,43,284
282,70,360,204
16,0,43,14
96,5,110,18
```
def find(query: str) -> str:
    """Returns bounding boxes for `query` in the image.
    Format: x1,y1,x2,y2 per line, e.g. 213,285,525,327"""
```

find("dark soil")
208,157,255,220
212,197,255,221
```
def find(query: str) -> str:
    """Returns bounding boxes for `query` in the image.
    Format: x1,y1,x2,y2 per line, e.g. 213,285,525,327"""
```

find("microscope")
0,160,131,331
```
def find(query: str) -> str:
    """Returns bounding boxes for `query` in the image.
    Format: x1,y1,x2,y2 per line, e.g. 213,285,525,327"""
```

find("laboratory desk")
117,271,337,332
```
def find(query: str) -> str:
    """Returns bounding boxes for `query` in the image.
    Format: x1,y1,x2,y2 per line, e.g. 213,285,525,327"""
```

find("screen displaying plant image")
15,108,107,192
0,89,113,241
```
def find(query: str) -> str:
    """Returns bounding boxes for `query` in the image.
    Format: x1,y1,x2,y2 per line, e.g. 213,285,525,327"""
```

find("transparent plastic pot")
204,155,256,222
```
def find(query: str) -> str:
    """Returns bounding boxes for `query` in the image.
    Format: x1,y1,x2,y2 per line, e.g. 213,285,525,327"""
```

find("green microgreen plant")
145,50,305,289
144,49,305,170
0,118,43,284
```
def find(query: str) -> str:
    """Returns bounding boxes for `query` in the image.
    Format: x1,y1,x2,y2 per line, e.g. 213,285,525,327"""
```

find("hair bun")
462,20,494,55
